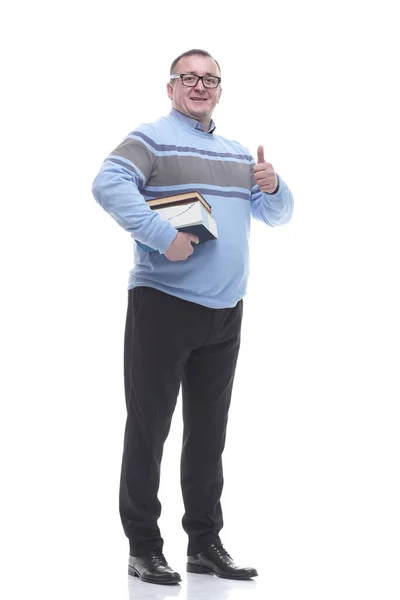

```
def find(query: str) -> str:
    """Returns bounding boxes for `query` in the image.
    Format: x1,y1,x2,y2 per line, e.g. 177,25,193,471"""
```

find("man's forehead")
176,55,219,75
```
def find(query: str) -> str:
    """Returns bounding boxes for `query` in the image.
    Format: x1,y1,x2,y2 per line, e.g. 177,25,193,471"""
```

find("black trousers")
120,286,243,557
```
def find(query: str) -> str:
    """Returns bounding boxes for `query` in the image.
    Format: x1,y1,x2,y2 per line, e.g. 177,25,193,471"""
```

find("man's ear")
167,82,173,100
217,87,222,103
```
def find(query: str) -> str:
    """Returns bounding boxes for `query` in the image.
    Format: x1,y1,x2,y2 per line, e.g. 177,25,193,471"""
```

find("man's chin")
187,107,208,119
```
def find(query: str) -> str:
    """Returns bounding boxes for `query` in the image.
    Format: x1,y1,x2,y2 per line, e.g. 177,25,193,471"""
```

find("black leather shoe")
187,543,258,579
128,550,181,585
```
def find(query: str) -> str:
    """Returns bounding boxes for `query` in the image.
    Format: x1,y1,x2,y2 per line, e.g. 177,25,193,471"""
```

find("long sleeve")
249,156,294,226
92,127,178,253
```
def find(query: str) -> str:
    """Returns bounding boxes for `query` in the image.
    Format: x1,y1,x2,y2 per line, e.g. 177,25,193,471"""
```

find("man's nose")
194,78,206,91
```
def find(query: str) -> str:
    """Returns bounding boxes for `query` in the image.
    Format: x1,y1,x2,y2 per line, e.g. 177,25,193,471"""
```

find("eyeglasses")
170,74,222,89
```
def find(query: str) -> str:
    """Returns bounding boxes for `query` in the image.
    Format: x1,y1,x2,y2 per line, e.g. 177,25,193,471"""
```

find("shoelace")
210,543,233,563
148,549,168,566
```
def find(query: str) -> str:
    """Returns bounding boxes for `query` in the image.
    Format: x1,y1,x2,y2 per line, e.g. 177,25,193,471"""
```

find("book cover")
146,191,212,214
136,200,218,253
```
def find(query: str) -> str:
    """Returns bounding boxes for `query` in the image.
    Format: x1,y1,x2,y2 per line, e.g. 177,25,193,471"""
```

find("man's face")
167,55,222,129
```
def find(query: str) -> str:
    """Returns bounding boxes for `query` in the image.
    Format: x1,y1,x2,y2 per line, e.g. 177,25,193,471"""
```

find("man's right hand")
164,232,199,261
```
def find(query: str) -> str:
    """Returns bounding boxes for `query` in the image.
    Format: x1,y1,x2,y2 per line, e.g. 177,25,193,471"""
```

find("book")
136,196,218,253
146,191,212,214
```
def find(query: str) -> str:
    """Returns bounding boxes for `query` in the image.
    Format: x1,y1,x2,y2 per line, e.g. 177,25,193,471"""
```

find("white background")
1,1,399,599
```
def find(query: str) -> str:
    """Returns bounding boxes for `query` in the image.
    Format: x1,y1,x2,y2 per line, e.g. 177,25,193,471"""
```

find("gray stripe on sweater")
109,138,154,181
111,139,252,190
147,155,251,189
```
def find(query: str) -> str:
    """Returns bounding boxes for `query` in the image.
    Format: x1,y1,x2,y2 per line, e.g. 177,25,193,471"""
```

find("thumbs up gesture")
253,145,279,193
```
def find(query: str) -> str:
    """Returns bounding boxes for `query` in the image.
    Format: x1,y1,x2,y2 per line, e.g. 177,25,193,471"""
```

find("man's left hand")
253,145,278,193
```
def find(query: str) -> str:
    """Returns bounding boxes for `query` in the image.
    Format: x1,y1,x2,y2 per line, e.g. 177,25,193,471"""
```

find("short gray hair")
170,49,221,76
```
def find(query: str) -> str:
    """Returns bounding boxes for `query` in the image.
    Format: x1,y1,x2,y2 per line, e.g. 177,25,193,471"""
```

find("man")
92,49,294,585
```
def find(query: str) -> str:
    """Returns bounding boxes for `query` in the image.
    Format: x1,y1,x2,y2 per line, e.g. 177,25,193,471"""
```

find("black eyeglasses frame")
170,74,222,88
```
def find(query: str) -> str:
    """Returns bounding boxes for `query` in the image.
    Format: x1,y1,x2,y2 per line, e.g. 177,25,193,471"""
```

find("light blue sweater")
92,109,294,308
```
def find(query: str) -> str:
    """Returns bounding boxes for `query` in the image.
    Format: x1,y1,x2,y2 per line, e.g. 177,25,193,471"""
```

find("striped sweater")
92,108,294,308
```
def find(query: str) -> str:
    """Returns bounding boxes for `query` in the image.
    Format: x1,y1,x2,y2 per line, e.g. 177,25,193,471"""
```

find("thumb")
257,145,265,164
188,233,200,244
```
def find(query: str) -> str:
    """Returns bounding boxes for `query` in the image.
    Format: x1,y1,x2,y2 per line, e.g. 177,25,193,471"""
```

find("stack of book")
136,191,218,252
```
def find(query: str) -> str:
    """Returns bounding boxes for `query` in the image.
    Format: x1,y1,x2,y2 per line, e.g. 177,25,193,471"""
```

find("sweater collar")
170,108,216,134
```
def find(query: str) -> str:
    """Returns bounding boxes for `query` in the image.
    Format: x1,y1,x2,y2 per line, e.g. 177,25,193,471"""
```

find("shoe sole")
128,565,181,585
187,562,257,579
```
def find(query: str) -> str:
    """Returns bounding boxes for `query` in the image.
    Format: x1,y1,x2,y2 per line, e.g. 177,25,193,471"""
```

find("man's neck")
170,108,215,134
